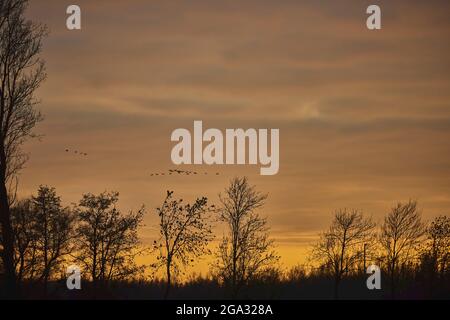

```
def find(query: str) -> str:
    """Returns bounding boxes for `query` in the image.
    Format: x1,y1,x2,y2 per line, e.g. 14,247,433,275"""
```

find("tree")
420,215,450,295
312,209,375,299
427,216,450,276
10,186,74,286
0,0,46,294
153,190,214,299
379,200,425,297
74,191,145,285
213,177,279,298
31,186,74,287
11,198,36,281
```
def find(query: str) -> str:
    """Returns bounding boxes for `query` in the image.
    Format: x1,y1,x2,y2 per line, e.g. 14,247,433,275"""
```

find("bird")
149,169,220,177
64,148,88,158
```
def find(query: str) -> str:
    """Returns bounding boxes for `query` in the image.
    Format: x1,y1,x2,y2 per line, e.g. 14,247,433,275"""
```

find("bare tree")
213,177,279,298
420,215,450,295
312,209,375,299
74,191,145,285
10,187,74,286
379,200,425,297
11,198,36,281
31,186,74,288
0,0,46,294
153,190,214,299
426,216,450,276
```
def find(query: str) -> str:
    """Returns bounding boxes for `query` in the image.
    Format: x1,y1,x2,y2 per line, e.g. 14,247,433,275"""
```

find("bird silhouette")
64,148,89,158
149,169,220,177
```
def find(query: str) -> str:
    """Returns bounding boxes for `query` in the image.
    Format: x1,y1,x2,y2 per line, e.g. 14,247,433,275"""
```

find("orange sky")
18,0,450,272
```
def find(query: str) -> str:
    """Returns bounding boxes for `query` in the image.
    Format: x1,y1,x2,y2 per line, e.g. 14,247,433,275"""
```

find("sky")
20,0,450,272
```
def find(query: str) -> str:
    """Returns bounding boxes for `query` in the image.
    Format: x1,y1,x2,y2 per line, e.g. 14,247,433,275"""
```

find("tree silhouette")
427,216,450,275
153,190,214,299
379,200,425,298
74,191,145,285
0,0,46,295
10,187,74,286
420,215,450,295
213,177,279,298
11,198,36,281
31,186,74,288
312,209,375,299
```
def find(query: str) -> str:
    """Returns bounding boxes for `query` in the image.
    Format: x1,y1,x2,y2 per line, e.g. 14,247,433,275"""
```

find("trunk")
231,219,238,298
429,241,437,298
231,247,237,298
164,258,171,299
335,231,347,300
0,180,18,298
92,235,97,284
43,201,48,292
334,277,340,300
334,263,341,300
390,241,397,299
390,260,396,299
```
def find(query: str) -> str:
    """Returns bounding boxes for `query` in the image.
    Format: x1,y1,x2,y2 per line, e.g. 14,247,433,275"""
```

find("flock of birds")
65,148,88,156
150,169,220,176
63,149,219,177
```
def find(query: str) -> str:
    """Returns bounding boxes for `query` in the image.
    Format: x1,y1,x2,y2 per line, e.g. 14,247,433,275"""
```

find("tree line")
6,187,145,288
0,177,279,299
1,177,449,299
310,202,450,299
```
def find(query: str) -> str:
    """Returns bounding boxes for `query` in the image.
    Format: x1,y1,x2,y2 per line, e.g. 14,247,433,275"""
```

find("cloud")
22,1,450,268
